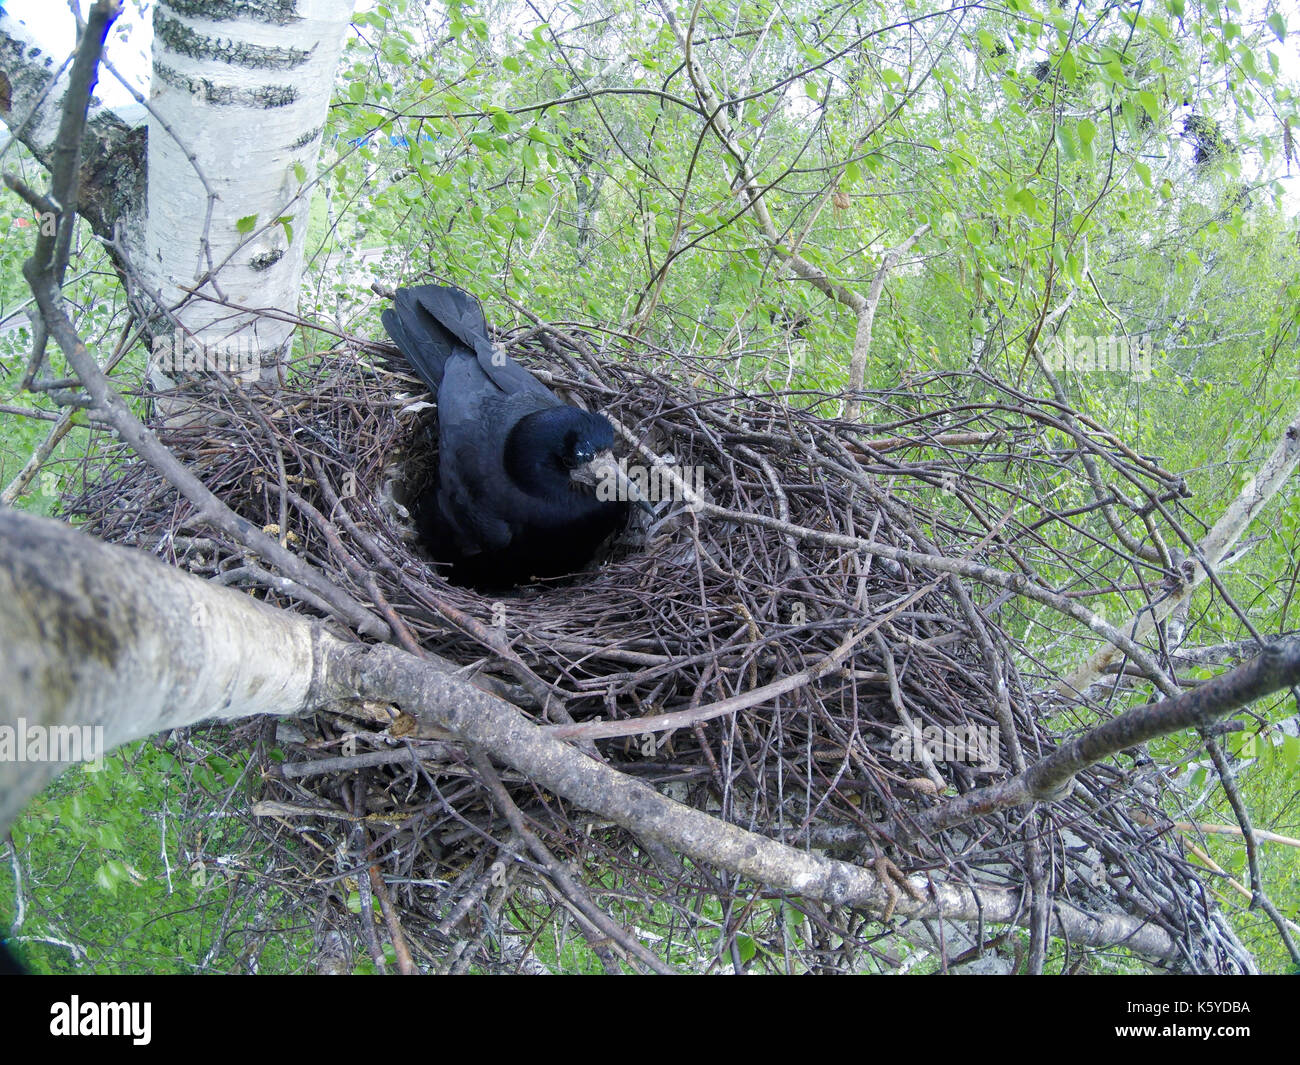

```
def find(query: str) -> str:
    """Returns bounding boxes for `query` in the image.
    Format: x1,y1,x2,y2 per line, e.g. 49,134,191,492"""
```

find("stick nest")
67,319,1251,974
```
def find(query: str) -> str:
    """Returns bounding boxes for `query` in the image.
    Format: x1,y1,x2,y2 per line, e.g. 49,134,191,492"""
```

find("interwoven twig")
66,322,1250,973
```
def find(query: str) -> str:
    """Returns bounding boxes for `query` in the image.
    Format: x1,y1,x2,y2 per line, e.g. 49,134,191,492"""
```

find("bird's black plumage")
382,284,643,587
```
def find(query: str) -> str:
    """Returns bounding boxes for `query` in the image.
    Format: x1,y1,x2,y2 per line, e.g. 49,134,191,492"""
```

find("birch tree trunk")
143,0,353,387
1,2,355,378
0,507,333,832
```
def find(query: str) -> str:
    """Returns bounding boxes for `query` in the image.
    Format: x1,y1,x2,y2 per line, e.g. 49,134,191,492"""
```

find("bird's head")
561,413,654,514
509,407,654,514
559,414,616,471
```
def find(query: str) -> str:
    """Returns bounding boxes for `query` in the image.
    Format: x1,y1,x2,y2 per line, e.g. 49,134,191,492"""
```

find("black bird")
382,284,649,587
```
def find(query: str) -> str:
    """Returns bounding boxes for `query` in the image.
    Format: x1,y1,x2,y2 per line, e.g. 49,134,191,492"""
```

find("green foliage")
0,733,313,974
1,146,147,506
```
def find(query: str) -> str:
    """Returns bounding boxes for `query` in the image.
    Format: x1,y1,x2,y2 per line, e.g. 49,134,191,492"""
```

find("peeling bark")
0,9,147,246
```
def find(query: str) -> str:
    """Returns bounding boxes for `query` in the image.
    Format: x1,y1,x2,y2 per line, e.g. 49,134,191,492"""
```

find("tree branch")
0,508,1184,961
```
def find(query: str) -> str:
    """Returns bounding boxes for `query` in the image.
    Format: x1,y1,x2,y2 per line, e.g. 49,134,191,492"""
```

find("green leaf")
1059,50,1076,83
1078,124,1096,165
1267,12,1286,40
347,81,365,104
736,933,757,963
293,161,307,185
235,215,257,235
1055,126,1075,161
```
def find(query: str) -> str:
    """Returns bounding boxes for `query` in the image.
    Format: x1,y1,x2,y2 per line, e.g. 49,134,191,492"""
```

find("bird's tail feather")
381,285,489,393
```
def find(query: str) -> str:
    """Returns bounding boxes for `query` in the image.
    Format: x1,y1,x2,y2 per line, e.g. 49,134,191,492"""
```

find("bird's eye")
560,430,592,469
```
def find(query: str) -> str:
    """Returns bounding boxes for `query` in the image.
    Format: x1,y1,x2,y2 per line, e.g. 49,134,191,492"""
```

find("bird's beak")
573,451,655,514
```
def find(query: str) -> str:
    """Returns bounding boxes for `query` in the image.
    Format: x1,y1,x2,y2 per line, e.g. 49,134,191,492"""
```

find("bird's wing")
435,354,554,554
473,342,558,402
436,461,512,556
